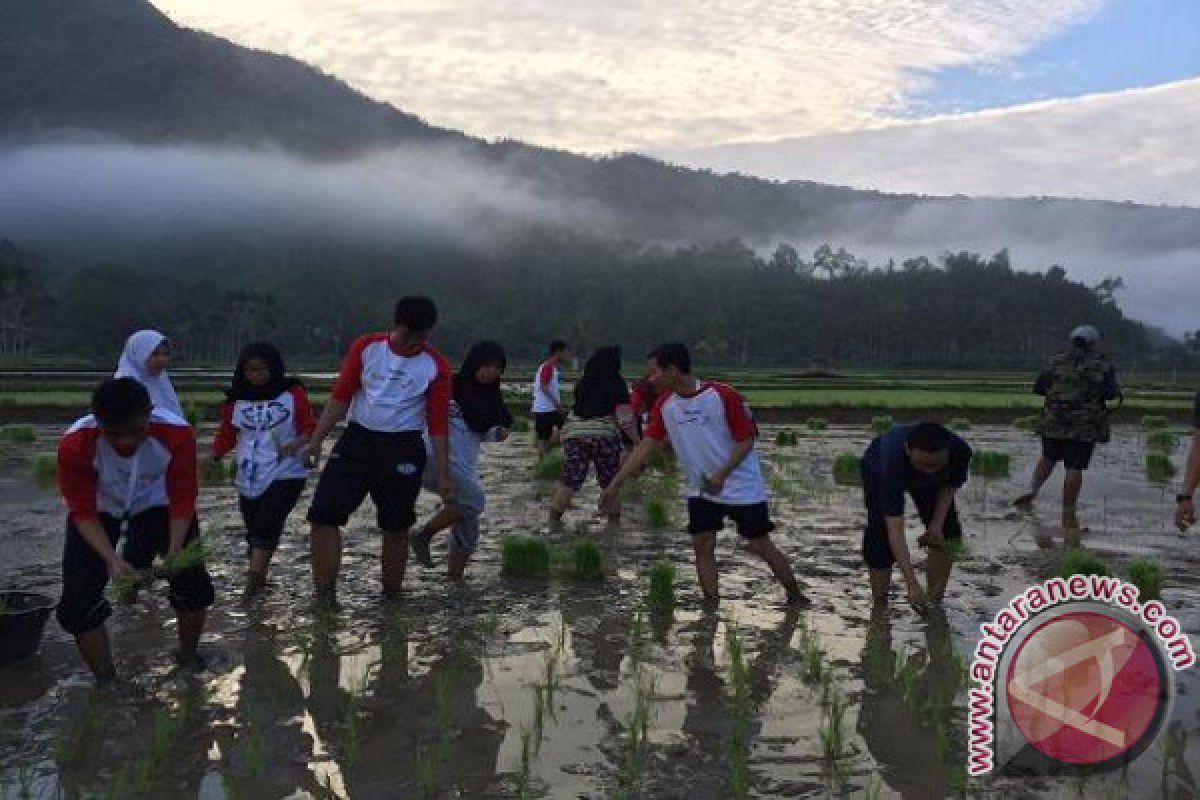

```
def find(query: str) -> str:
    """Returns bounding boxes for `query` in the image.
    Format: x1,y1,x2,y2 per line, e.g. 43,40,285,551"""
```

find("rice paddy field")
1,406,1198,799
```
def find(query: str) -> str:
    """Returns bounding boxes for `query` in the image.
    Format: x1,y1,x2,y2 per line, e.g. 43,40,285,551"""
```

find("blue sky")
907,0,1200,117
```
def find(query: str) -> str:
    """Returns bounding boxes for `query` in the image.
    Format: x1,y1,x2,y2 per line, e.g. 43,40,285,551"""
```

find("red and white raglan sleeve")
713,383,757,441
210,401,238,459
330,335,373,404
290,386,318,436
58,427,99,523
537,360,554,389
643,394,671,442
158,424,198,521
425,349,452,438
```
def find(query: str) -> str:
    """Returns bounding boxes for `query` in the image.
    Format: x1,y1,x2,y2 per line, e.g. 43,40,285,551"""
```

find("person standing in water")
1175,390,1200,532
860,422,972,615
115,329,184,419
410,341,513,581
531,339,569,456
600,343,808,607
55,378,214,683
202,343,316,599
1014,325,1120,525
300,297,452,605
549,346,637,525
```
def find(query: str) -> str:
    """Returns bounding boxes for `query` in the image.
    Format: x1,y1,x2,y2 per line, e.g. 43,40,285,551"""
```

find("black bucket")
0,591,54,663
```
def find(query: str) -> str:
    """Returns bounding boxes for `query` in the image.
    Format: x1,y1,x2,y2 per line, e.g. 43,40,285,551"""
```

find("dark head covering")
573,346,629,420
226,342,301,402
455,340,513,434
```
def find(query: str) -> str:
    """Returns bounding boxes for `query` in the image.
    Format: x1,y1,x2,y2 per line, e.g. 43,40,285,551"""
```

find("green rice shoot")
948,418,971,432
1145,452,1176,483
647,560,676,610
0,426,35,444
870,415,894,435
532,450,565,481
501,535,551,577
642,496,671,529
774,430,799,447
31,452,57,482
832,453,861,486
1054,547,1113,580
806,418,829,431
971,451,1011,479
204,457,234,484
1145,431,1179,452
569,539,605,582
510,416,531,434
1125,557,1164,601
1013,415,1041,432
1141,415,1170,431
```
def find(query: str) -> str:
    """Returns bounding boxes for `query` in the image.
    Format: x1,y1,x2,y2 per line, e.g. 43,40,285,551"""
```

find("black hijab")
573,346,629,420
226,342,302,402
455,340,513,434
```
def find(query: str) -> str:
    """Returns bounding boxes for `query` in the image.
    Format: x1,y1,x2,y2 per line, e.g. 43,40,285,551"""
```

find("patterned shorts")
560,435,623,492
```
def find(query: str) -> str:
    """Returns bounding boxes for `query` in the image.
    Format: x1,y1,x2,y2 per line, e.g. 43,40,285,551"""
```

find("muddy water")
1,424,1198,799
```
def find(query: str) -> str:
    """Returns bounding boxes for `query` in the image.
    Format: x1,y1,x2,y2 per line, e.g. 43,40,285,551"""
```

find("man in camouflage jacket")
1014,325,1119,523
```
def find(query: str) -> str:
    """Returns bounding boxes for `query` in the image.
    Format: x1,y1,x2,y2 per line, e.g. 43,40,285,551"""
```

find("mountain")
1,0,1198,337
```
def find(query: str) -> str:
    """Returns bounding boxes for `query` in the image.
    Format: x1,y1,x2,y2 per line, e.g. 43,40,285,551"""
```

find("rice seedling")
1145,452,1176,483
870,415,894,435
1126,557,1164,601
948,418,971,432
774,430,799,446
616,666,657,795
642,495,672,528
31,452,57,482
864,774,883,800
565,538,605,581
970,451,1011,479
1054,547,1113,579
1146,430,1179,452
806,418,829,431
723,621,752,799
646,560,676,610
832,453,861,487
204,457,234,484
183,399,203,427
645,446,673,472
516,728,535,800
1141,414,1170,431
510,416,531,433
532,450,565,480
168,534,213,572
1013,414,1041,432
0,425,35,444
819,691,849,760
501,535,551,577
803,639,826,686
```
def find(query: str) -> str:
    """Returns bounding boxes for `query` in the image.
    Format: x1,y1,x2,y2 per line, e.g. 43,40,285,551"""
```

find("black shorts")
239,478,306,551
1041,437,1096,470
686,497,775,539
56,509,215,636
534,411,567,442
307,424,426,532
862,478,962,570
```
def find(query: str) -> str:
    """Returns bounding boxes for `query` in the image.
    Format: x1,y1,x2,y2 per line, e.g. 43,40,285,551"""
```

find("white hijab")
114,330,184,419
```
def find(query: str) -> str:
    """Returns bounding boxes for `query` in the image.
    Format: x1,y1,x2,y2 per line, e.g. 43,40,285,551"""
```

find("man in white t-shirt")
531,339,569,456
600,342,808,607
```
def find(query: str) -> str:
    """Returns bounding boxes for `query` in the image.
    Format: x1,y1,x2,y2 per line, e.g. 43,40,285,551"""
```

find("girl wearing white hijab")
114,330,184,419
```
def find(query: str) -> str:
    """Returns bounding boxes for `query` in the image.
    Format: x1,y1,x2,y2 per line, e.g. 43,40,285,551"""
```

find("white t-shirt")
213,386,316,498
531,358,562,413
331,334,452,436
644,380,767,505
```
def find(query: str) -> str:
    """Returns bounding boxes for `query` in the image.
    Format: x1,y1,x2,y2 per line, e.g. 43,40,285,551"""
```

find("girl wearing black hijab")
202,343,316,598
549,346,637,524
411,341,513,580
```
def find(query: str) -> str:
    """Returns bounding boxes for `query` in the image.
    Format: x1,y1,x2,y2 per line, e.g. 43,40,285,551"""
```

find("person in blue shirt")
860,422,972,615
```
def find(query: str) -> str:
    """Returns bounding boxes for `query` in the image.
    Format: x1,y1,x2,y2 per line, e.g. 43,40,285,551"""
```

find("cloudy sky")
152,0,1199,204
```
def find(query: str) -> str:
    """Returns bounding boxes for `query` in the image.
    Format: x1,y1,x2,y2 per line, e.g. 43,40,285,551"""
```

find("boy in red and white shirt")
601,343,808,607
531,339,568,456
56,378,214,683
301,297,452,604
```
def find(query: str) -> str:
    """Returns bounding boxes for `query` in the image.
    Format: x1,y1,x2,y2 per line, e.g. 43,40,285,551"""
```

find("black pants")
239,478,306,552
307,424,426,532
56,508,215,636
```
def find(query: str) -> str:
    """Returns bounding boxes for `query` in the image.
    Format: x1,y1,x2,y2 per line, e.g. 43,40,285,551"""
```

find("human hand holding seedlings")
599,438,659,515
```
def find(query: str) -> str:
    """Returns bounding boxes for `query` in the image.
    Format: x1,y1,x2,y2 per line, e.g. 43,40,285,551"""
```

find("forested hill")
0,237,1180,370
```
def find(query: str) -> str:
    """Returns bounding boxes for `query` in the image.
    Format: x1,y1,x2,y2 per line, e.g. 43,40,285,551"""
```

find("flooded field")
0,423,1197,799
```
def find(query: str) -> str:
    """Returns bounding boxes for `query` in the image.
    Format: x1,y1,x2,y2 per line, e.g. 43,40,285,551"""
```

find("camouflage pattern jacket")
1035,348,1118,443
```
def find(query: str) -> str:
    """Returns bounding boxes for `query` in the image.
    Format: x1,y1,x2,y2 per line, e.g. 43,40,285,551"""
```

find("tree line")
0,234,1188,371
